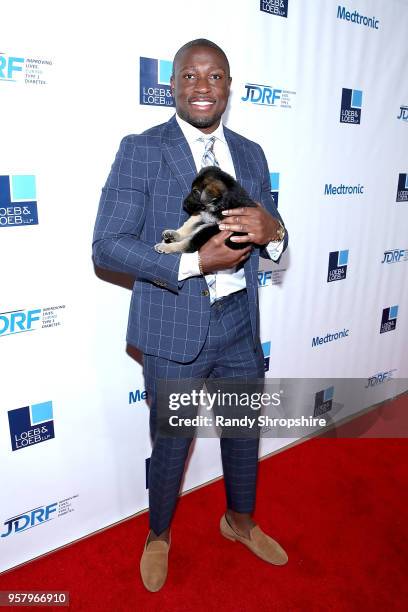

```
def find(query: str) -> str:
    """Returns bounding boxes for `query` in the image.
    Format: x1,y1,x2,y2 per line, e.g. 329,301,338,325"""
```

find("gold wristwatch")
274,220,285,242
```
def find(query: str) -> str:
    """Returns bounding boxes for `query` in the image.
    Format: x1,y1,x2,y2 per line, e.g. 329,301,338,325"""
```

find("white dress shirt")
176,114,284,302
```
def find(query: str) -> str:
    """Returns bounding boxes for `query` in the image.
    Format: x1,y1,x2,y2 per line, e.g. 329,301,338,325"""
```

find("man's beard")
178,107,222,130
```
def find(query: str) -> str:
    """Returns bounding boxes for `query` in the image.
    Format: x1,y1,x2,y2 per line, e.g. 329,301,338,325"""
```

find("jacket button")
201,289,210,297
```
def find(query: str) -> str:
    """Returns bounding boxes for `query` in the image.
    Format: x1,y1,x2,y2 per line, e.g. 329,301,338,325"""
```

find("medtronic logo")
139,57,174,107
8,401,54,451
396,174,408,202
337,6,379,29
312,329,349,347
0,305,65,338
0,175,38,228
397,106,408,122
380,306,398,334
1,494,78,538
381,249,408,264
262,341,271,371
260,0,288,18
327,250,348,282
365,369,397,388
313,387,334,417
129,388,147,404
340,88,362,124
242,84,295,109
270,172,279,206
324,183,364,196
0,53,52,85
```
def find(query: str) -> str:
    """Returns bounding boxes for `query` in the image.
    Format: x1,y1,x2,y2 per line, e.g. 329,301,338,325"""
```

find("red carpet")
1,396,407,611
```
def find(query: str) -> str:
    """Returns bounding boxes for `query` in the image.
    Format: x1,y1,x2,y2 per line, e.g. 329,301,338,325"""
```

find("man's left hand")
218,203,282,245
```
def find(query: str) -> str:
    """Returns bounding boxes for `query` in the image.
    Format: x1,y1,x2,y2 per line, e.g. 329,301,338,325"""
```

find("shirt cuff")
265,239,285,262
178,251,201,280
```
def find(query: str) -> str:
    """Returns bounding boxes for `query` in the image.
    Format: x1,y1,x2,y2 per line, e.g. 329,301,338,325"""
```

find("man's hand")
199,230,252,274
218,203,282,245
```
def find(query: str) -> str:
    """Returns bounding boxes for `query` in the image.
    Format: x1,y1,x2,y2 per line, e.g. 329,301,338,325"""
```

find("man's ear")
170,75,175,96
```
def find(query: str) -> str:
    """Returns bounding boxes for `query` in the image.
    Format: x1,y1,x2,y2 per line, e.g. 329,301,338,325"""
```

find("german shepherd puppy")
154,166,257,254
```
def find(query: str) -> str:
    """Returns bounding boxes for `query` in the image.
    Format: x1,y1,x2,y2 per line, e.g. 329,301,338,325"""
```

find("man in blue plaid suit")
93,39,289,591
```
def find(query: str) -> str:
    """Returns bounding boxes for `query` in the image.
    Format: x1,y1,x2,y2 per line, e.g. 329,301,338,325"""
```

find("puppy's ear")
222,183,255,209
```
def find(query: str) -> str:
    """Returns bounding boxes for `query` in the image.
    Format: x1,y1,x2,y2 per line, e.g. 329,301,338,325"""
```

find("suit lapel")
224,127,252,185
162,115,197,197
224,126,259,282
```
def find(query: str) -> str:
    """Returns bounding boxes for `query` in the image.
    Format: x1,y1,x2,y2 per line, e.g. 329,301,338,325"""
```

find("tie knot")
198,135,216,149
198,136,219,168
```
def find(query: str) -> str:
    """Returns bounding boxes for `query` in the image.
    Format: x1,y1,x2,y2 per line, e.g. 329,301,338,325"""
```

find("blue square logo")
11,175,36,200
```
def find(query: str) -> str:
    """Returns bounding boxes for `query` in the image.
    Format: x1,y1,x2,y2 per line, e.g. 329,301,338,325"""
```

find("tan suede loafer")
140,532,171,592
220,514,288,565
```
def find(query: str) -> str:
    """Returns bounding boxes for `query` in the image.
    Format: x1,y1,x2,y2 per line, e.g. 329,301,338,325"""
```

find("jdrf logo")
340,88,362,124
313,387,334,417
258,270,273,287
0,308,42,337
327,250,348,282
139,57,174,107
365,369,397,388
380,306,398,334
0,54,24,81
260,0,288,18
242,85,295,109
396,174,408,202
262,341,271,371
381,249,408,264
1,503,57,538
0,175,38,227
397,106,408,122
8,401,54,451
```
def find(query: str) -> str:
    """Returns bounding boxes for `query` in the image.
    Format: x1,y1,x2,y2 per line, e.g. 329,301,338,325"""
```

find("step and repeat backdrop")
1,0,407,572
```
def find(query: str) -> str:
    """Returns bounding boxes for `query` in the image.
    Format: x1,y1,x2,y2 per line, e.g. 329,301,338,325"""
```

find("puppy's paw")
154,242,175,254
162,229,180,243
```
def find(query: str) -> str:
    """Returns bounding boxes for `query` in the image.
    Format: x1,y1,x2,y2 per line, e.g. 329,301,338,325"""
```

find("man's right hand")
199,230,252,274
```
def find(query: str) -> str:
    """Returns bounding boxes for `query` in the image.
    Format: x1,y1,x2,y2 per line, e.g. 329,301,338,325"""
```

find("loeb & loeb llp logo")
139,57,174,107
260,0,289,18
380,306,398,334
313,386,334,417
396,174,408,202
0,175,38,228
8,401,54,451
1,495,79,538
340,88,362,124
327,250,348,282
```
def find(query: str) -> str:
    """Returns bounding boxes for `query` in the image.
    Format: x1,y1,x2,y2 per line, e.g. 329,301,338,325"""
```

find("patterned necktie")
198,136,219,168
197,136,219,297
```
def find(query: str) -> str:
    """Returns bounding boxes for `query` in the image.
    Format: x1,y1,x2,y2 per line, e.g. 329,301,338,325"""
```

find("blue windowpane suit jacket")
92,115,288,363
